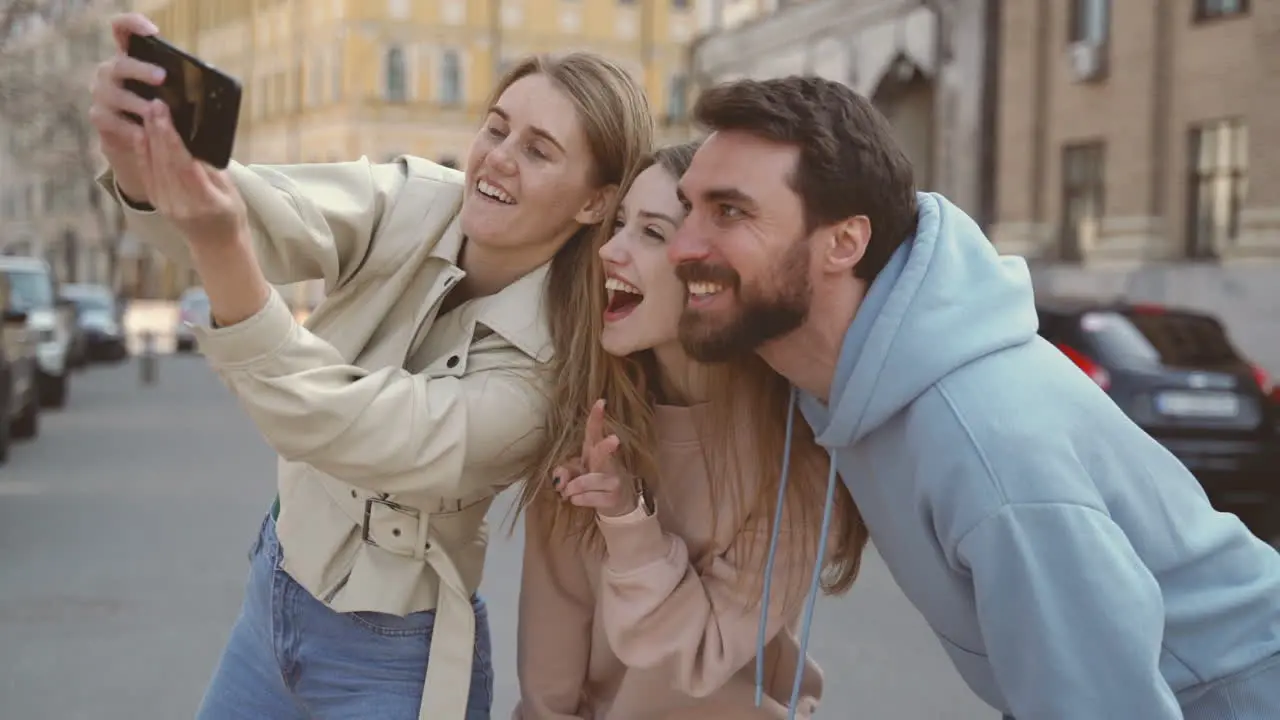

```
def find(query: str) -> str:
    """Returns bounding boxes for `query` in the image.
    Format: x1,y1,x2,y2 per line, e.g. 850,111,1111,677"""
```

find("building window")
440,50,462,105
666,74,687,122
384,45,407,102
332,49,344,101
1186,119,1247,260
1194,0,1249,21
309,52,324,106
1060,142,1105,262
1068,0,1110,43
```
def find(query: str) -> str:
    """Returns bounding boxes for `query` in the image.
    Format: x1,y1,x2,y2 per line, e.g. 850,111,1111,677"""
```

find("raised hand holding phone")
88,13,165,204
555,400,637,518
137,100,247,247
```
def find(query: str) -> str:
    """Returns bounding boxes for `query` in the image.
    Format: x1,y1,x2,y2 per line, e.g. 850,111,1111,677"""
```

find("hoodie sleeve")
514,499,594,720
955,502,1183,719
595,508,810,698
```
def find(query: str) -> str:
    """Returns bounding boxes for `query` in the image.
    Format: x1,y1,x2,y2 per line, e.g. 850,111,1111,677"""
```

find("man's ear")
575,184,618,226
824,215,870,274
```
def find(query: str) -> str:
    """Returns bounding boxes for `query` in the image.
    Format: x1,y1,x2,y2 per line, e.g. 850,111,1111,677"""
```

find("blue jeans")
197,516,493,719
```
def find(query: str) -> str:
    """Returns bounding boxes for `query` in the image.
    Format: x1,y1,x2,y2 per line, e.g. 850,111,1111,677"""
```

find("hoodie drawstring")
788,452,839,715
755,387,839,719
754,386,798,707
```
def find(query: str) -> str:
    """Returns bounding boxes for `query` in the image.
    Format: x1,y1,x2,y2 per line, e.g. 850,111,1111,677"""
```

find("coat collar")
424,215,554,365
401,156,554,365
473,263,553,364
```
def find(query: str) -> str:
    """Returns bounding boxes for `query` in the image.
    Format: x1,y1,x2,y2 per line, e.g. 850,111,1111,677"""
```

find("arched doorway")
871,54,935,189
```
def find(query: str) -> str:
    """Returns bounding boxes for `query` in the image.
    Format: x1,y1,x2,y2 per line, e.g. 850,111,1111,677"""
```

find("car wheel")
11,393,37,439
40,373,67,409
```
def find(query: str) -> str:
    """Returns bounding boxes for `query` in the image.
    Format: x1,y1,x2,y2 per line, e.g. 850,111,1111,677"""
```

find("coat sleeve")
514,499,595,719
194,288,547,496
594,507,814,698
97,158,408,291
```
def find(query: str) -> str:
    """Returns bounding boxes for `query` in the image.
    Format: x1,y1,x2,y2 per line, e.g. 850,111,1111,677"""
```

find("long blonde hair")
519,142,868,599
492,50,653,505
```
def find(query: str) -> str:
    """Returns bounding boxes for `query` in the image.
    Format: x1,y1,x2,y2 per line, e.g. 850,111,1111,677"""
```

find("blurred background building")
993,0,1280,366
0,0,126,291
0,0,1276,364
690,0,996,226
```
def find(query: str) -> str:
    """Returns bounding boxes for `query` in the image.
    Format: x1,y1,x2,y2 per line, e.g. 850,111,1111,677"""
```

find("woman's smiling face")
598,164,690,357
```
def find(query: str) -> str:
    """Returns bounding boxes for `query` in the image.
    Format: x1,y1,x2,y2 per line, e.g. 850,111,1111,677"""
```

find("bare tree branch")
0,0,122,283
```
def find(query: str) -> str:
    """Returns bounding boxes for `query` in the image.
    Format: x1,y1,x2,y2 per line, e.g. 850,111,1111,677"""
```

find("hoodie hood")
753,194,1039,719
802,192,1038,447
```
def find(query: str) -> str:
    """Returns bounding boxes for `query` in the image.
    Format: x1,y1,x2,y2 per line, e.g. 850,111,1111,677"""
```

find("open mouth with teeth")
686,281,726,308
476,178,516,205
604,276,645,322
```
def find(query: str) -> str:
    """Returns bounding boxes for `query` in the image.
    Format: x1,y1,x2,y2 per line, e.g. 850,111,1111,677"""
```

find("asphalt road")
0,358,995,720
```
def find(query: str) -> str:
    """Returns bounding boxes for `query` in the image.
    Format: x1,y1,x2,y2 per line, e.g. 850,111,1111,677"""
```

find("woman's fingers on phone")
88,103,142,147
95,81,154,122
148,102,202,189
110,56,166,88
110,13,158,53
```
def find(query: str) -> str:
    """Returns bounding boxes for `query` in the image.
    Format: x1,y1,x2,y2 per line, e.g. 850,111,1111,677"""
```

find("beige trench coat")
99,155,553,719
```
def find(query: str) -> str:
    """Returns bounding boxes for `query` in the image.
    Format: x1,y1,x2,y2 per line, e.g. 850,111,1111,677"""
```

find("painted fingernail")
552,475,561,489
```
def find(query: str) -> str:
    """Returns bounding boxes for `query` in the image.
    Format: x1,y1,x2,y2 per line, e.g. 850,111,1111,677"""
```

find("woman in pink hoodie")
513,142,869,719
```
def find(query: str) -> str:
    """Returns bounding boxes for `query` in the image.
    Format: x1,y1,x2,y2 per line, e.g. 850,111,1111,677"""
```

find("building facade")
689,0,998,225
993,0,1280,367
145,0,701,165
124,0,706,299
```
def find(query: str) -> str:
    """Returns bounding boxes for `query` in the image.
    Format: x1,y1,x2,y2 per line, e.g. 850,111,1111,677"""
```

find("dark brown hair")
693,75,919,282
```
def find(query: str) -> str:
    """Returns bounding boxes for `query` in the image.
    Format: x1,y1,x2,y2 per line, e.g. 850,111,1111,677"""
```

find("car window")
5,270,54,310
79,298,115,313
1081,310,1240,369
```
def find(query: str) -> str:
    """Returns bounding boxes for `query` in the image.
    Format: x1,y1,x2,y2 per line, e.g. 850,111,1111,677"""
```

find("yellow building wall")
142,0,697,170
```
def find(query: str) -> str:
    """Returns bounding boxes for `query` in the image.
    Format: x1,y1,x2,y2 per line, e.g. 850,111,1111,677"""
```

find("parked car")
62,283,127,362
0,257,73,407
63,299,89,371
1037,297,1280,545
175,287,209,353
0,270,40,462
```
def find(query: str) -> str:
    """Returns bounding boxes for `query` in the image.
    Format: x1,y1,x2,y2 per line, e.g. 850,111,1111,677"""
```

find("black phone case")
124,34,243,170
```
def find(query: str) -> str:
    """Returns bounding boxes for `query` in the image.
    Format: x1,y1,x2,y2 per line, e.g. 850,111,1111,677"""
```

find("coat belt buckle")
361,496,419,548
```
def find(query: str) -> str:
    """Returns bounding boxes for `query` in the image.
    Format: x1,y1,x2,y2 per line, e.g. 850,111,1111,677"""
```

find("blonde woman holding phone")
88,12,653,719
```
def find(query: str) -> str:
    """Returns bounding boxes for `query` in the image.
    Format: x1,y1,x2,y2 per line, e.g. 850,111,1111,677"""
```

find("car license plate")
1155,391,1240,418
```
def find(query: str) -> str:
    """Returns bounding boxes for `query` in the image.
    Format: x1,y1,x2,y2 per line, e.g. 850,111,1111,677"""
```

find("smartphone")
123,34,242,170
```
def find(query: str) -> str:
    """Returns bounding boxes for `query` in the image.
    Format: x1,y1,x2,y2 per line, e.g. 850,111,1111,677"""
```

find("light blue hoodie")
756,193,1280,719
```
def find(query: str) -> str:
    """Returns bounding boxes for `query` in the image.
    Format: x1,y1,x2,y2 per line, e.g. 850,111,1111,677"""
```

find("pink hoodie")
514,404,825,719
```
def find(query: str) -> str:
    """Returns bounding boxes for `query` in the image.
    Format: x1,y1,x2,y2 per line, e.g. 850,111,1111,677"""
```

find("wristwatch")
633,476,655,517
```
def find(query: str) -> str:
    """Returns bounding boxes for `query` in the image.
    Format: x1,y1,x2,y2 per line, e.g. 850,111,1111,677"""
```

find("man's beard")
676,240,811,363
